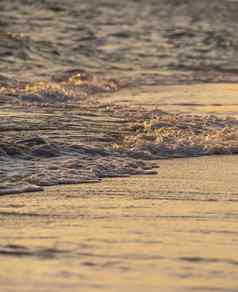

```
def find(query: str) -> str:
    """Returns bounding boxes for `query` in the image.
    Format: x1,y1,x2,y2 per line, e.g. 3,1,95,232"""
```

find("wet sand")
1,155,238,292
1,81,238,291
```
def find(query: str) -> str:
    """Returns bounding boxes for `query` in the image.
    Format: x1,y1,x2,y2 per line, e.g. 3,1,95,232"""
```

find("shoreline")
1,155,238,291
1,81,238,196
1,152,238,197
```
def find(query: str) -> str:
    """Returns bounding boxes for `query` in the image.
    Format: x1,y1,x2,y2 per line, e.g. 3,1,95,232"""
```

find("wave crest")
118,114,238,158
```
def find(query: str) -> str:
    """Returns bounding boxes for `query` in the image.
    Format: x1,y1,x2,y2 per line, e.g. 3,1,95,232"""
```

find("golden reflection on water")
103,83,238,116
0,156,238,291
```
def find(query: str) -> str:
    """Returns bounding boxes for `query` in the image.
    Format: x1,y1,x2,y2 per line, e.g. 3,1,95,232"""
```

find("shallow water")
103,83,238,116
1,156,238,292
1,1,238,291
1,0,238,193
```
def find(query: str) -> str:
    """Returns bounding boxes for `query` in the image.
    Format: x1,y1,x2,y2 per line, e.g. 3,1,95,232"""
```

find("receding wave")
0,70,238,195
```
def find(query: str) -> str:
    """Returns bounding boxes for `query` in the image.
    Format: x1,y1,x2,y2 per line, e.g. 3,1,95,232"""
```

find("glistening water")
1,0,238,291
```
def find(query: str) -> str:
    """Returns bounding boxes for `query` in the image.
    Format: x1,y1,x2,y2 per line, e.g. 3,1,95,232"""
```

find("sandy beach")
1,81,238,291
1,79,238,291
1,155,238,291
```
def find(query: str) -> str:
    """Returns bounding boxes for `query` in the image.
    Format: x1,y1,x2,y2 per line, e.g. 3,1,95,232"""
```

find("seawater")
1,0,238,194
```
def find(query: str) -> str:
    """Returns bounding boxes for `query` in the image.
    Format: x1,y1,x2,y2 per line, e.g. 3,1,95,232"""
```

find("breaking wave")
0,70,237,195
1,0,238,195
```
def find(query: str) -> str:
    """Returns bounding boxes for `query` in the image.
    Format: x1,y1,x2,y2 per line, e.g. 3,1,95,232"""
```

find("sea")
1,0,238,193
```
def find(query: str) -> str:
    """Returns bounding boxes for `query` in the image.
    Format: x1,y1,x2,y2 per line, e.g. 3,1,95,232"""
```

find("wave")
119,114,238,158
0,70,238,195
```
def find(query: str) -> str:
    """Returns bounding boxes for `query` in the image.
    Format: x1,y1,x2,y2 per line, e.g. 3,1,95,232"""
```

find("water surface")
1,1,238,291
